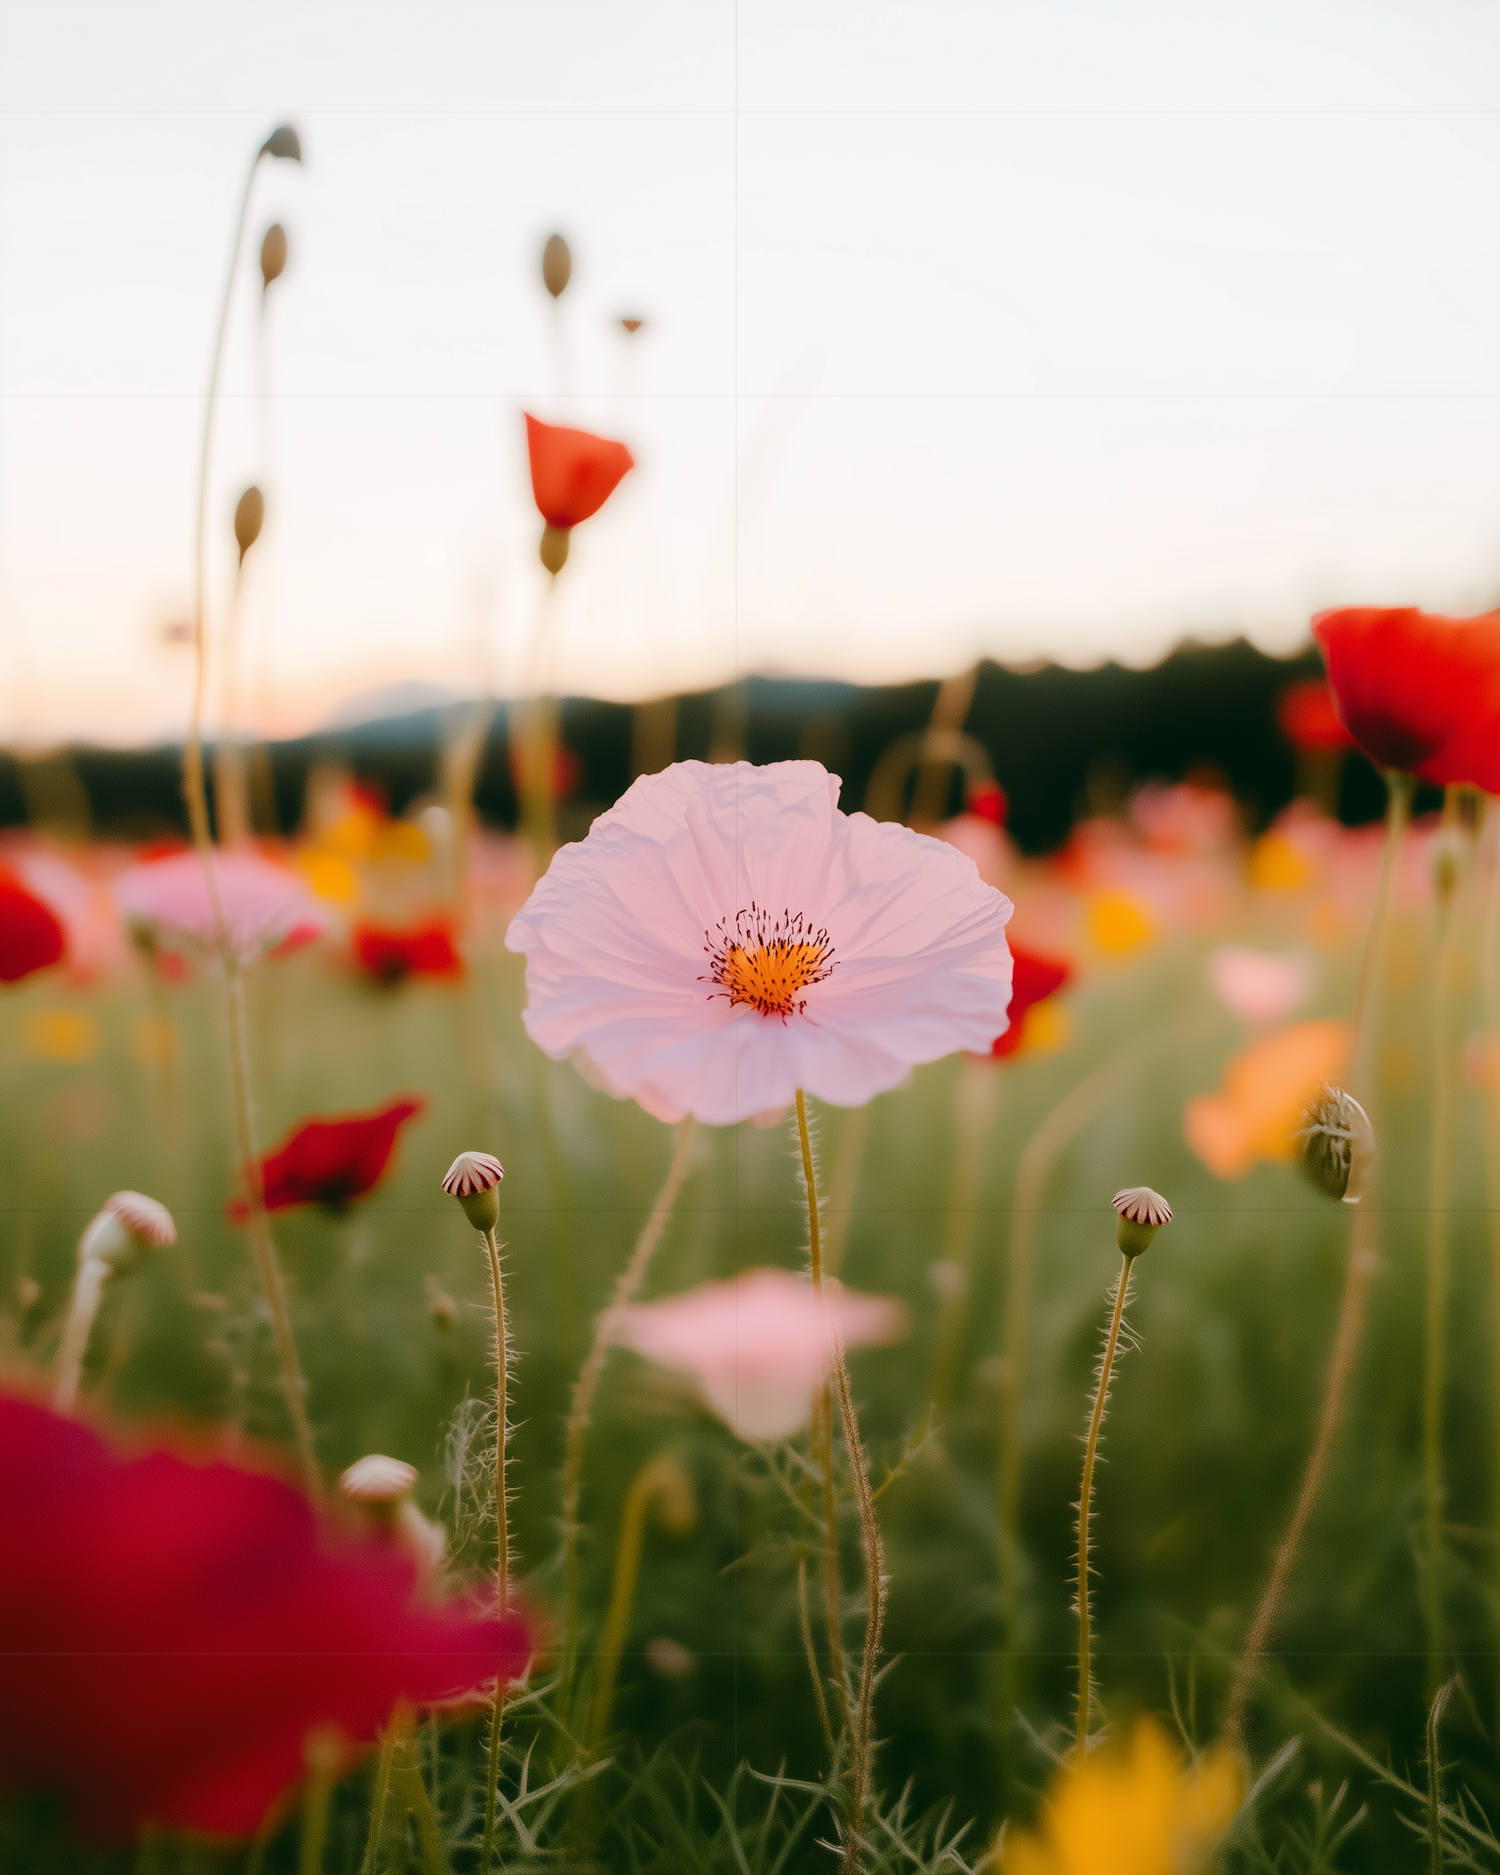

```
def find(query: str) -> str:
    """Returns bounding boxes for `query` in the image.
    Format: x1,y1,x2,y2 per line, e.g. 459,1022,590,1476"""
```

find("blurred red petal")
990,942,1072,1058
524,414,634,529
0,1396,532,1839
228,1098,424,1217
0,871,67,983
353,920,462,983
1275,678,1355,753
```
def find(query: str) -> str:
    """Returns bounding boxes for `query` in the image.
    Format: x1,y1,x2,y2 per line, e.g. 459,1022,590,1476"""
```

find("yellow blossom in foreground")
1002,1720,1243,1875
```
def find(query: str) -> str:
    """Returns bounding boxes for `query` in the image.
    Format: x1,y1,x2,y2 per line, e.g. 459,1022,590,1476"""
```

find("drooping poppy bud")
260,123,302,163
234,487,265,565
542,233,572,298
1296,1082,1374,1204
260,223,288,290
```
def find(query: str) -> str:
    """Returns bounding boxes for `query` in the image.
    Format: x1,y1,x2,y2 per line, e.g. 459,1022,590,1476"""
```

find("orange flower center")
703,905,835,1019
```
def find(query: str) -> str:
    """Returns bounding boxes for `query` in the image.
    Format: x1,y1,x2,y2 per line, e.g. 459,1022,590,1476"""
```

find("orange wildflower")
1184,1018,1350,1179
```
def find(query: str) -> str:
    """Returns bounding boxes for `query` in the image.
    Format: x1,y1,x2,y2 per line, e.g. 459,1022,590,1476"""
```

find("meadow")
3,766,1497,1873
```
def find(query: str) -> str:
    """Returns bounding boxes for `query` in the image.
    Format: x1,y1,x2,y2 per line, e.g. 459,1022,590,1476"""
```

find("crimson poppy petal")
228,1098,424,1217
991,943,1072,1058
0,1397,532,1840
0,872,67,983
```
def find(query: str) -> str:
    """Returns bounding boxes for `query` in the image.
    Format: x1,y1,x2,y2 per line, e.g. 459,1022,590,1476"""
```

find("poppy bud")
442,1150,504,1232
260,222,288,290
1297,1082,1374,1204
234,487,265,565
260,124,303,163
80,1191,176,1275
539,523,570,575
1112,1186,1171,1258
542,233,572,298
620,318,644,334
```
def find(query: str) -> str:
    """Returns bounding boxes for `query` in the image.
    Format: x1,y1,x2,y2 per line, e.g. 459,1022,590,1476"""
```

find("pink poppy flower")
608,1267,907,1440
504,760,1013,1126
0,1395,532,1840
113,851,328,966
1206,946,1315,1028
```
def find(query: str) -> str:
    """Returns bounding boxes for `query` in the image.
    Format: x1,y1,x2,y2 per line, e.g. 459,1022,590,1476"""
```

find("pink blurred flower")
1130,781,1240,856
1206,946,1315,1028
505,760,1014,1126
608,1266,907,1440
0,1395,532,1840
113,851,329,966
936,811,1016,891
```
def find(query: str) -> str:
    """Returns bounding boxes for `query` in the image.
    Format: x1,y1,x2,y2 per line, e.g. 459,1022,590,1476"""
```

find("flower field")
4,754,1500,1872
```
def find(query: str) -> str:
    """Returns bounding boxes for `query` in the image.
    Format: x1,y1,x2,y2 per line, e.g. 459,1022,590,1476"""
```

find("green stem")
589,1454,677,1748
797,1551,836,1758
798,1089,884,1875
1223,768,1411,1741
1076,1251,1134,1759
927,1060,1001,1419
1478,801,1500,1744
52,1256,108,1413
561,1116,695,1683
358,1713,402,1875
479,1218,510,1875
1424,825,1460,1696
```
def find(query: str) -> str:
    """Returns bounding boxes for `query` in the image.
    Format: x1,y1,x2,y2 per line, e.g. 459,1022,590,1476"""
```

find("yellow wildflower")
1003,1720,1243,1875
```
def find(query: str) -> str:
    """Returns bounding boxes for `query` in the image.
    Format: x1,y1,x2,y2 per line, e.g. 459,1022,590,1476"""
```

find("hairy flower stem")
561,1116,695,1683
797,1089,885,1874
1224,769,1411,1741
184,140,319,1503
53,1255,109,1414
1423,797,1464,1696
1075,1251,1135,1759
998,1014,1196,1768
479,1220,510,1875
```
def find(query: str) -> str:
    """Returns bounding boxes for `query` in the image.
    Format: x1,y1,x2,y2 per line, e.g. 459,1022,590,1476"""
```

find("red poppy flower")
0,1395,532,1840
1275,678,1355,754
229,1098,424,1218
0,869,66,983
353,919,462,984
991,943,1072,1059
966,779,1008,827
1312,606,1500,788
524,414,634,530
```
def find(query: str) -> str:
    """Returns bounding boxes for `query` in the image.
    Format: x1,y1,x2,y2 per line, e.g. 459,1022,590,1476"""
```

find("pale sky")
3,2,1500,745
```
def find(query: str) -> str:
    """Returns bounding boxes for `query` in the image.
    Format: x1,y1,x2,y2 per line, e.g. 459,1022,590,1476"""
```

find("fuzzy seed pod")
1297,1082,1374,1204
539,523,570,575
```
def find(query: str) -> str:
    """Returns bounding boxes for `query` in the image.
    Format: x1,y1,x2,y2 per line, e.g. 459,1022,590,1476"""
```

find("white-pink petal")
112,851,329,966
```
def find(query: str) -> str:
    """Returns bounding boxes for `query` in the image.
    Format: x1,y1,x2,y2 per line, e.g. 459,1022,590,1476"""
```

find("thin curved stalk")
561,1115,695,1676
1076,1251,1135,1758
798,1552,836,1757
1223,769,1411,1740
588,1455,680,1748
1478,800,1500,1743
798,1090,884,1874
184,142,319,1502
998,1013,1199,1708
53,1257,108,1414
927,1061,1001,1418
478,1220,510,1875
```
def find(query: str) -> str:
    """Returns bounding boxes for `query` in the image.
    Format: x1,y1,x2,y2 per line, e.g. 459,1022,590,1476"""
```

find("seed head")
260,223,288,290
340,1454,418,1505
542,232,572,298
442,1151,504,1231
260,124,303,164
1112,1186,1172,1258
234,486,265,565
1296,1082,1374,1204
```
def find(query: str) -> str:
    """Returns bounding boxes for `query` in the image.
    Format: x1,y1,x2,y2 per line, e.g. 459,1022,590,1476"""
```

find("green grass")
2,889,1497,1871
